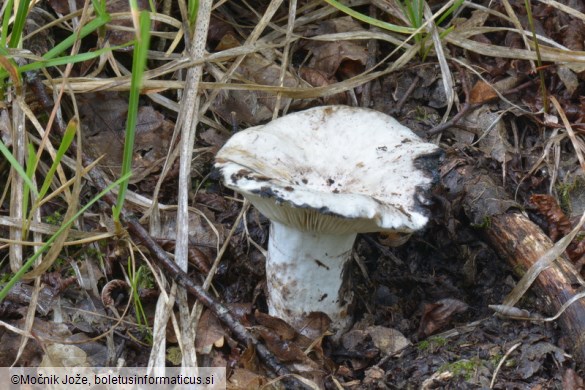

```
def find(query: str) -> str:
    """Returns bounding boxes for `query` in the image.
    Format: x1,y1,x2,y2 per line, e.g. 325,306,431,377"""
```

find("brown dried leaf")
208,16,238,51
462,106,511,163
254,326,306,363
79,92,175,183
211,54,301,126
199,128,229,151
563,368,585,390
563,20,585,52
227,368,268,389
529,194,572,242
303,17,368,78
298,67,346,105
254,310,296,341
518,342,566,379
296,312,331,341
0,318,71,366
157,209,224,258
469,80,498,104
418,298,468,338
196,309,225,355
366,326,411,356
237,344,259,371
157,239,211,274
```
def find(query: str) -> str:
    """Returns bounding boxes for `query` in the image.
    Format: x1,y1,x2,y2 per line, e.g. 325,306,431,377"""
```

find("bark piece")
442,162,585,362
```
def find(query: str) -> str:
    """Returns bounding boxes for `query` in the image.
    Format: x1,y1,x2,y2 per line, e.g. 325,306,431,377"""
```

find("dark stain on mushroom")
252,186,280,198
318,294,328,302
327,178,335,186
301,178,308,184
314,260,330,270
376,145,388,152
231,169,253,183
284,186,294,192
411,149,444,218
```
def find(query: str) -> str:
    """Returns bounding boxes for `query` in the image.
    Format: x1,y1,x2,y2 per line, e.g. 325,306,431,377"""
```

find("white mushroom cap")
215,106,441,235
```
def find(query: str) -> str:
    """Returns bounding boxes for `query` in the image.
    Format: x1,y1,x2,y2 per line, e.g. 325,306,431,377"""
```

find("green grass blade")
22,142,37,219
16,42,131,74
113,10,151,221
1,0,14,48
37,118,77,200
0,140,39,198
189,0,199,27
324,0,415,34
0,172,132,302
91,0,108,19
436,0,464,26
0,14,113,82
43,15,111,60
8,0,30,48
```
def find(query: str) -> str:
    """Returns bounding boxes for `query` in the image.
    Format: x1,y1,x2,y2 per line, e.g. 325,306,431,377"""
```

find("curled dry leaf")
157,239,211,274
302,17,368,78
100,279,130,307
529,194,585,264
529,194,573,242
418,298,468,338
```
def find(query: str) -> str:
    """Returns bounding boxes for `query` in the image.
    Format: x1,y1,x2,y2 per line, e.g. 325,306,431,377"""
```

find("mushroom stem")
266,221,356,331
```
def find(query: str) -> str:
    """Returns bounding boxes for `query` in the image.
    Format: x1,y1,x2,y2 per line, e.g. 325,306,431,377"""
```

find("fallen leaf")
196,309,225,355
469,80,498,104
418,298,468,338
366,326,411,356
302,17,368,78
518,341,567,379
563,368,585,390
228,368,267,389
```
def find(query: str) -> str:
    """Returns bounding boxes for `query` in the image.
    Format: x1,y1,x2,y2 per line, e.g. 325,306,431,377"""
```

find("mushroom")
215,106,441,332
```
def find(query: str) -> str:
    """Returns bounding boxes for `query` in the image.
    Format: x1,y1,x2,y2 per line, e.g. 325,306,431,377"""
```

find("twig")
490,342,521,388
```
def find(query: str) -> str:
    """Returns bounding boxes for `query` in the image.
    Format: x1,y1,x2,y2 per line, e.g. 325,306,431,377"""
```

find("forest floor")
2,0,585,388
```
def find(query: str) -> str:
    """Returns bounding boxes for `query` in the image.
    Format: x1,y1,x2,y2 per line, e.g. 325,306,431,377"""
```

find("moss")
44,210,63,225
471,215,491,229
417,336,448,352
556,180,577,214
439,358,480,381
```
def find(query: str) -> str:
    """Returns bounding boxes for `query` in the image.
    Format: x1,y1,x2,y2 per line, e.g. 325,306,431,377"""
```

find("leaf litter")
4,0,585,388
